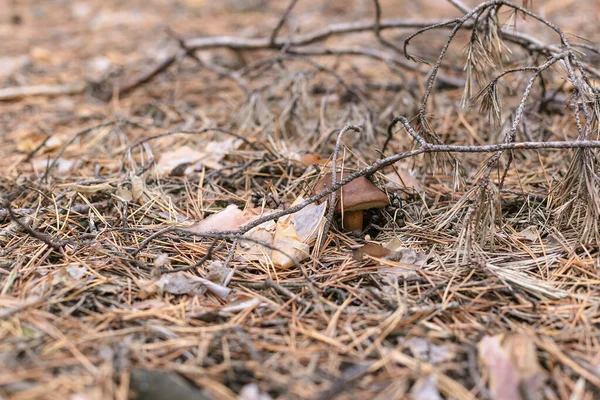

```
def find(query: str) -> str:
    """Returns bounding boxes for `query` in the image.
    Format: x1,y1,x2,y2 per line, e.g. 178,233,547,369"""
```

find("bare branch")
270,0,301,46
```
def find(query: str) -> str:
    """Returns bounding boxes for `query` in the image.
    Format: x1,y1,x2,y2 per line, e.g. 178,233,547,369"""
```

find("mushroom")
314,172,389,231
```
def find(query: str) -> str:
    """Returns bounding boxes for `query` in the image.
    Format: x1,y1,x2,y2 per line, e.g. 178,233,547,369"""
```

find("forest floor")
1,0,600,399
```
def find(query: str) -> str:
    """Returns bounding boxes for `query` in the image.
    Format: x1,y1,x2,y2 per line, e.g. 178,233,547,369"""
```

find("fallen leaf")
299,153,326,165
156,146,206,176
65,265,87,279
44,135,69,151
271,215,310,269
156,139,243,176
272,196,326,268
205,261,231,285
385,248,427,267
189,197,324,267
155,273,200,295
17,132,68,153
130,175,145,202
300,153,327,165
186,204,253,234
30,47,52,63
516,226,539,242
153,254,169,269
0,55,29,78
51,264,90,288
410,375,442,400
238,383,273,400
237,220,276,262
115,186,133,203
85,56,113,81
33,158,76,174
155,139,242,174
353,242,394,260
383,237,405,251
385,162,421,192
290,197,327,245
406,337,454,364
139,272,230,300
379,239,427,276
478,334,545,400
220,297,261,315
204,138,242,169
353,240,427,276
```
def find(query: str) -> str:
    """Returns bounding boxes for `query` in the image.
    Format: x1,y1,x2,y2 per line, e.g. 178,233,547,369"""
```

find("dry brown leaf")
153,254,169,269
205,261,232,285
237,221,276,262
410,375,442,400
49,264,90,290
0,55,29,78
139,272,230,300
186,205,253,234
204,138,243,169
130,175,145,201
156,140,242,176
271,215,310,269
290,196,327,245
131,299,168,311
156,146,206,176
385,162,421,192
238,383,273,400
115,186,133,203
299,153,326,165
354,240,427,276
219,297,261,315
84,56,113,80
478,334,545,400
272,196,326,268
516,226,539,242
33,158,77,174
30,47,52,63
406,337,454,364
353,242,394,260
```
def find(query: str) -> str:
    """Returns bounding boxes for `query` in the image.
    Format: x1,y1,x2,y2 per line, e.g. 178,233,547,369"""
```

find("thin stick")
118,51,181,97
164,239,223,274
2,201,66,251
372,0,403,54
270,0,301,46
0,82,86,101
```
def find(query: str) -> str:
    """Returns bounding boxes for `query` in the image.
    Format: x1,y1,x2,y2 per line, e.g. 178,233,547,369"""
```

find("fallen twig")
0,82,87,101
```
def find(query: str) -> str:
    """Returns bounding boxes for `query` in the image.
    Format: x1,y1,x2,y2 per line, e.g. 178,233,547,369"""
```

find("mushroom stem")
342,210,363,231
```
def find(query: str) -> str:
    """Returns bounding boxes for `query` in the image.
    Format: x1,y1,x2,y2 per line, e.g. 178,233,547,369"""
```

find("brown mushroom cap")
314,172,389,212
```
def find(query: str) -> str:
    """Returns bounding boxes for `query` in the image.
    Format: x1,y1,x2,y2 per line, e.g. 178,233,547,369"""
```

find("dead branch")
1,200,66,251
0,82,87,101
